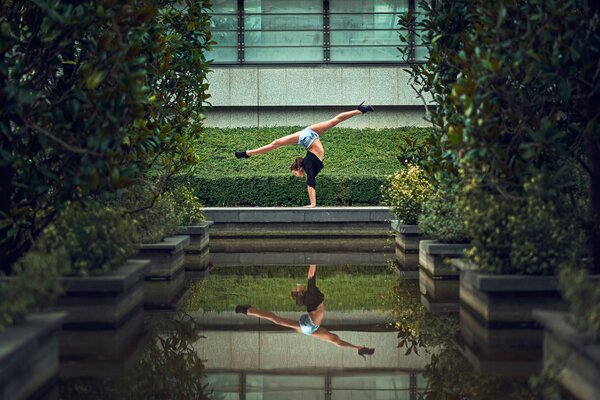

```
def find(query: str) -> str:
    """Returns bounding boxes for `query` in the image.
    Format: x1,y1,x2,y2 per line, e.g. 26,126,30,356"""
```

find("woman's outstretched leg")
242,306,302,331
309,109,362,135
236,132,300,158
309,101,374,135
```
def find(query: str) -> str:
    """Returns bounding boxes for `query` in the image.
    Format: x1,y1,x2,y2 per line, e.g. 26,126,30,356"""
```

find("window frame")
210,0,421,66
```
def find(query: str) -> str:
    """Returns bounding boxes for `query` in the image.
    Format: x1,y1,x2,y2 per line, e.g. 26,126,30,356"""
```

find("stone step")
204,206,394,223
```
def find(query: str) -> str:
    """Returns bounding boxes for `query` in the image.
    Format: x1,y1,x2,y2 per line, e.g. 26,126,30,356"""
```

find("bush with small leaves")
381,164,434,224
38,202,140,276
0,250,65,331
418,177,468,243
165,186,205,226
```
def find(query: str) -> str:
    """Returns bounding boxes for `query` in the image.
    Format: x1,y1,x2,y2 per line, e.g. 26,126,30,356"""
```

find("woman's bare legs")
246,132,300,156
309,109,362,135
246,307,302,332
312,327,364,350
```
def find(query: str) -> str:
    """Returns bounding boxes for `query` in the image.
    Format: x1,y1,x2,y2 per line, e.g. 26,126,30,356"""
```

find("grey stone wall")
205,66,429,128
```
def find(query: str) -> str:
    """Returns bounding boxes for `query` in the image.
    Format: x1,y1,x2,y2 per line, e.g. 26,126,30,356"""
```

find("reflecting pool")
57,239,573,400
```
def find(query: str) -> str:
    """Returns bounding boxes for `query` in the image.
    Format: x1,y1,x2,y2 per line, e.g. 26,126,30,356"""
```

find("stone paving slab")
204,207,394,223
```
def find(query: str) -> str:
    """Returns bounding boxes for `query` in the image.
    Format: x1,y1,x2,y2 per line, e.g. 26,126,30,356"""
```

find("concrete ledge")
390,221,420,235
211,251,392,267
139,235,190,253
419,240,470,256
176,221,213,235
59,260,151,292
204,207,394,223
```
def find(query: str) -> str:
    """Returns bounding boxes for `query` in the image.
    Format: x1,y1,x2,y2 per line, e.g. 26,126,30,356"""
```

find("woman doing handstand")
234,264,375,358
235,102,375,207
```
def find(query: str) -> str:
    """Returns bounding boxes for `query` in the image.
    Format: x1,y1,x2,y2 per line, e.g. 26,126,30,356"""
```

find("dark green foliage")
37,202,140,276
0,0,213,271
0,249,65,331
177,126,430,206
174,174,384,207
399,1,599,280
418,177,468,244
165,185,205,226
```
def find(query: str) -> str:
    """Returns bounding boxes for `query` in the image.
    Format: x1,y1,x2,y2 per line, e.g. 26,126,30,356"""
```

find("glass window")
203,373,241,400
243,0,323,62
246,374,325,400
331,373,411,400
330,0,408,62
208,0,239,63
207,0,421,64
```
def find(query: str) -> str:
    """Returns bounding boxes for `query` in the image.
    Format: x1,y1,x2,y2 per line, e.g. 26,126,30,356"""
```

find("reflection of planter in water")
0,312,66,400
418,240,470,312
55,260,151,371
56,259,151,328
391,222,425,271
176,222,212,271
131,235,190,309
454,260,565,327
59,308,149,378
533,310,599,400
454,305,542,376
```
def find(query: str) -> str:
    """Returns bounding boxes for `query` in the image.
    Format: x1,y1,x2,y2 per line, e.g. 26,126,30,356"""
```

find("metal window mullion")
238,0,244,64
408,0,416,63
323,0,330,63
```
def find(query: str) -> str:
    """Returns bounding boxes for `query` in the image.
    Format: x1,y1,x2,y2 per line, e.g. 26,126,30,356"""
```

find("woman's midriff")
308,139,324,160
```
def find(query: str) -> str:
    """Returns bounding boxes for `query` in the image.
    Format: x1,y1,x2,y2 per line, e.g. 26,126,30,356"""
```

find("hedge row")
171,174,385,206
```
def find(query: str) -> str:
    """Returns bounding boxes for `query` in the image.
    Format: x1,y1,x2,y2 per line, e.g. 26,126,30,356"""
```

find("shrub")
114,185,180,244
381,164,434,224
418,177,468,243
165,186,205,226
459,177,586,275
38,202,139,276
0,250,64,331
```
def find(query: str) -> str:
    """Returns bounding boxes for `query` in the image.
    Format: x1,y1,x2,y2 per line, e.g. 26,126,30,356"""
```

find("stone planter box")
533,310,600,400
418,241,469,312
56,259,151,328
131,235,191,309
0,312,66,400
454,260,565,326
176,221,213,271
390,221,422,252
419,240,469,277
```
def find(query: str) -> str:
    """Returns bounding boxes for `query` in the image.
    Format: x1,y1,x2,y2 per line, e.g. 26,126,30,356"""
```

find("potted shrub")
170,186,212,272
120,185,191,309
453,177,587,327
39,202,151,360
417,178,470,311
382,164,434,270
0,251,66,400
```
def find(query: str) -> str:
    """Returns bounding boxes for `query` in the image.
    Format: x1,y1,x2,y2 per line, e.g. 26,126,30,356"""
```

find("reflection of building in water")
195,329,429,399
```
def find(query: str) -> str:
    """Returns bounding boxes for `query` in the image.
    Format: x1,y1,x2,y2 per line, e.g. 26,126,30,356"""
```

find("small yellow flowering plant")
381,164,434,225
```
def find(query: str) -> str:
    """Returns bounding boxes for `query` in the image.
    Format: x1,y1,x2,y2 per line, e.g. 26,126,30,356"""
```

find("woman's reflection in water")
235,264,375,358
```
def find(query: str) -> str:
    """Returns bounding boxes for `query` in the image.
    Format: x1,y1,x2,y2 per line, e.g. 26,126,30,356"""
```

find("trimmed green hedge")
177,126,429,206
172,174,384,206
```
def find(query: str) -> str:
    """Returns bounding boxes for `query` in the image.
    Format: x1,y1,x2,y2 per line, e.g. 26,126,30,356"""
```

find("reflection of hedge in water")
391,279,458,353
423,346,542,400
184,265,396,312
59,314,210,400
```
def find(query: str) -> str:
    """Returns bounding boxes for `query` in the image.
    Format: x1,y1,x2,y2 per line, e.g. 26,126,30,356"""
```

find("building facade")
206,0,428,128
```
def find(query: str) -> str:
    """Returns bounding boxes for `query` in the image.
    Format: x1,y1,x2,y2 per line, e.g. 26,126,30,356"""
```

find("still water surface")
57,241,570,399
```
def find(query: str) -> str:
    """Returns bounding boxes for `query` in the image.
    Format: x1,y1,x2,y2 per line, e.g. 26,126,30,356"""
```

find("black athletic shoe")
357,101,375,114
235,304,252,314
235,150,250,159
358,347,375,359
